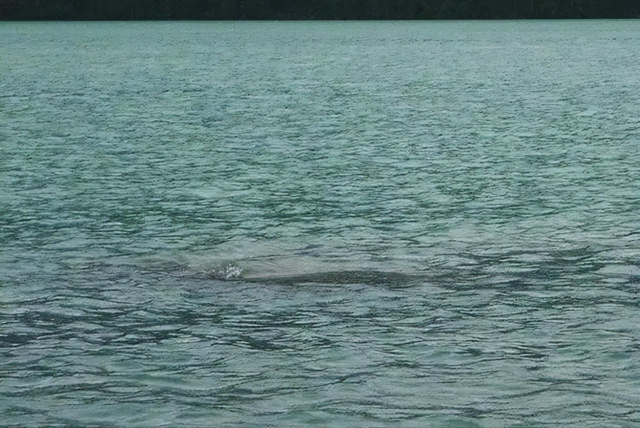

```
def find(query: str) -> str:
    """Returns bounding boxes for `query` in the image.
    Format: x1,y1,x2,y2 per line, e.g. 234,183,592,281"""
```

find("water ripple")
2,20,640,427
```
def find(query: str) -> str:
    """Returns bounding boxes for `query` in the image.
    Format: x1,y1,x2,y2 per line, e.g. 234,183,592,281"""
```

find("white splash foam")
214,263,243,280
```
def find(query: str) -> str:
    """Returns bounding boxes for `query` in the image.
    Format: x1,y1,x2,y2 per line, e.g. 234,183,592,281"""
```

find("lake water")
2,20,640,427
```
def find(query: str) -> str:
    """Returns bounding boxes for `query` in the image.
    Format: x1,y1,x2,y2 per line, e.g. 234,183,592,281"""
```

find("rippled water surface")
2,20,640,427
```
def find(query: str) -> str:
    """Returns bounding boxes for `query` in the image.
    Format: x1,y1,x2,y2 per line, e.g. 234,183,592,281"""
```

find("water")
2,20,640,427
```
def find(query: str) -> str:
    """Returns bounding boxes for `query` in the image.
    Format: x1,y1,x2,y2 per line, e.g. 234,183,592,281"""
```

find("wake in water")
132,252,427,286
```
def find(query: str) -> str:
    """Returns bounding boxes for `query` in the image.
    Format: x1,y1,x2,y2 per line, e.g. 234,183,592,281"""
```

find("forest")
1,0,639,20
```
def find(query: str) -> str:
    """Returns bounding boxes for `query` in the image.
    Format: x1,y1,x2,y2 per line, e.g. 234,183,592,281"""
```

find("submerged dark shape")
245,270,421,286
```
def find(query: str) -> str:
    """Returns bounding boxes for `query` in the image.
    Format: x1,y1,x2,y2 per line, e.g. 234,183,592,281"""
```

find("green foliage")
1,0,639,20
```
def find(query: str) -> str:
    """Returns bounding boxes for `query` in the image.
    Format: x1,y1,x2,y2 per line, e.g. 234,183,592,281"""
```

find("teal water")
2,20,640,426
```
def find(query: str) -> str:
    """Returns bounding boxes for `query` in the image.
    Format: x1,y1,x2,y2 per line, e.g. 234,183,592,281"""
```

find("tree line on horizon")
1,0,639,20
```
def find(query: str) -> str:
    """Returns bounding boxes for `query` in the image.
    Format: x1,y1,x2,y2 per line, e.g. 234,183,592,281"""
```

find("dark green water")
2,21,640,427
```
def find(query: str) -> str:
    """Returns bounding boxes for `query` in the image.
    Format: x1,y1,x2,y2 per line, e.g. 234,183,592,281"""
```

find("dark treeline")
1,0,639,20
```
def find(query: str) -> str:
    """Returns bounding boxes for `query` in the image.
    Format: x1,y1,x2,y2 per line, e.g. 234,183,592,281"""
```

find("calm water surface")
2,20,640,427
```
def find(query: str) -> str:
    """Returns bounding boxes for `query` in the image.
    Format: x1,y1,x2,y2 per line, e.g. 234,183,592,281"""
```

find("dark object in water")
245,270,419,286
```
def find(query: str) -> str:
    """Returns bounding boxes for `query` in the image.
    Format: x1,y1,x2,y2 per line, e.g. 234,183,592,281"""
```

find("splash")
208,263,243,280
